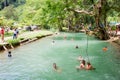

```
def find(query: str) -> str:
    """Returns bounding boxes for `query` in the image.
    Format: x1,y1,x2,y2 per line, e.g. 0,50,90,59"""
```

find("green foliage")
62,27,68,31
4,32,13,37
3,5,18,20
7,39,20,46
111,26,116,30
0,0,120,32
0,0,26,10
19,37,24,40
0,16,15,27
36,35,42,39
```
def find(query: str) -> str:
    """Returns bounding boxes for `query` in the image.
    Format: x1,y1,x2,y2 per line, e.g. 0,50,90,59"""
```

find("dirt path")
0,30,53,43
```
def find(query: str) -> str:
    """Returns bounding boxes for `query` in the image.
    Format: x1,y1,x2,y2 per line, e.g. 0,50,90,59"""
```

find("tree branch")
67,8,94,16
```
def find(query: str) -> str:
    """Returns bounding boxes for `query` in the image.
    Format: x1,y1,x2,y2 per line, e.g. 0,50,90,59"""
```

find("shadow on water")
0,32,120,80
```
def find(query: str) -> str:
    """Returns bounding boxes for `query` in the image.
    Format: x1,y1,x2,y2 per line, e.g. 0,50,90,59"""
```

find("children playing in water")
76,59,95,70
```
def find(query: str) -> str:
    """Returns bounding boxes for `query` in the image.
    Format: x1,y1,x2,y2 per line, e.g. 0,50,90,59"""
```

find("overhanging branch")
67,8,94,16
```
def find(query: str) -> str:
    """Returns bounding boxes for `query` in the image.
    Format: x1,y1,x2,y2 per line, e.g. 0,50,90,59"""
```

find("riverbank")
0,30,53,51
112,37,120,48
107,36,120,49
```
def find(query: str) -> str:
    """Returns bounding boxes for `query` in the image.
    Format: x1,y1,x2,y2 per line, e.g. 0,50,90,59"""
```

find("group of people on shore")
0,27,19,42
0,27,18,58
13,28,19,39
0,27,5,42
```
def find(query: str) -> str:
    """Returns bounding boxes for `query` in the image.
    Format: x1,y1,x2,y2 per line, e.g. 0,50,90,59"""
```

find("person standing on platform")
0,27,5,42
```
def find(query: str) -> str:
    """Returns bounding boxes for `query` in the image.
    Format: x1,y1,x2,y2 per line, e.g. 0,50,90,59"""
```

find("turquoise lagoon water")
0,33,120,80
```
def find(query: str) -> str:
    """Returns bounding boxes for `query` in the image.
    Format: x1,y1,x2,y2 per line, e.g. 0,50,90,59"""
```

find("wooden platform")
0,42,14,51
0,42,8,45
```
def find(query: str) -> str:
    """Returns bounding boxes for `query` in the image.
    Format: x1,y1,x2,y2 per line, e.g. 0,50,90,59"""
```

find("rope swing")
86,34,90,62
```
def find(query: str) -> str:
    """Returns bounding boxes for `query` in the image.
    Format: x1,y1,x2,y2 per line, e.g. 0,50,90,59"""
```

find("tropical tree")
64,0,112,40
2,5,18,20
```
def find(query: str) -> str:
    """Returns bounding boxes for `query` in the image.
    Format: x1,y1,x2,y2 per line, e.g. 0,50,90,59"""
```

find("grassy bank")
0,30,53,51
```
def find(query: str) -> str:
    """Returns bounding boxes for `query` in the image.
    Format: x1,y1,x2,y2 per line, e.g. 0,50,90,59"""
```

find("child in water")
8,51,12,57
52,40,55,45
80,60,86,69
75,45,79,49
52,40,55,43
53,63,57,70
53,63,62,72
102,46,108,51
76,60,86,70
86,62,95,70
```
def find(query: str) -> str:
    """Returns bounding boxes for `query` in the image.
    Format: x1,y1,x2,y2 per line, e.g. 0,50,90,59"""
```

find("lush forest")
0,0,120,40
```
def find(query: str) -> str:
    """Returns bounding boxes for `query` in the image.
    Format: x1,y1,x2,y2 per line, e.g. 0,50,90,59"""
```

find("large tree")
65,0,118,40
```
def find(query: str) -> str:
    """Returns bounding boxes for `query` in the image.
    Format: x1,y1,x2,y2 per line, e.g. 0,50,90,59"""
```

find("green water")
0,33,120,80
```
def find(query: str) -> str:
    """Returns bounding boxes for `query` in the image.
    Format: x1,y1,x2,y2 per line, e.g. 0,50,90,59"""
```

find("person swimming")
75,45,79,49
80,60,86,69
102,46,108,51
53,63,57,70
51,40,55,45
8,51,12,57
52,40,55,43
86,62,95,70
53,63,62,73
76,60,86,70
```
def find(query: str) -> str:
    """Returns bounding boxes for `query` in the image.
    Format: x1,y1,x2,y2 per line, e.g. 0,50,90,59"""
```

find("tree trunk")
95,0,110,40
58,26,63,31
58,18,63,31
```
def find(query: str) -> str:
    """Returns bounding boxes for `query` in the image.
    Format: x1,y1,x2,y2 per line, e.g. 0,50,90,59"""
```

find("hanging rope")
86,34,90,62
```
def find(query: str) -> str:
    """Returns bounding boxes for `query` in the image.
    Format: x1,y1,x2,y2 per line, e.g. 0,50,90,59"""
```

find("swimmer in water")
52,40,55,45
52,40,55,43
8,51,12,57
76,60,86,70
53,63,62,72
102,46,108,51
86,62,95,70
53,63,57,70
75,45,79,49
80,60,86,69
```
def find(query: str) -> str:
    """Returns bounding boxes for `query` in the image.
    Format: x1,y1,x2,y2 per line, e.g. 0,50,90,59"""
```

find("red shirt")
1,28,4,34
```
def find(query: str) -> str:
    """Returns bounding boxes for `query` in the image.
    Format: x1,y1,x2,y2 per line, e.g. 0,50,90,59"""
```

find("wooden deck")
0,42,8,45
